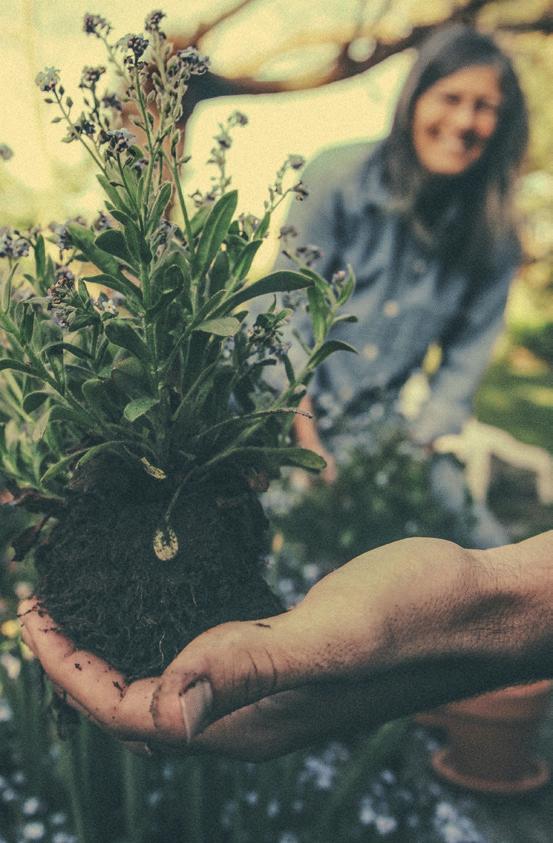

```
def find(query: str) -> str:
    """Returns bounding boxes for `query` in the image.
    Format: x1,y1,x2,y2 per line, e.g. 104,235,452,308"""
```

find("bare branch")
166,0,552,125
191,0,260,43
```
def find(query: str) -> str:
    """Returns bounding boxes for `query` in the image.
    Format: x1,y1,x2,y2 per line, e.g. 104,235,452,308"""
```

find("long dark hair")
383,25,528,274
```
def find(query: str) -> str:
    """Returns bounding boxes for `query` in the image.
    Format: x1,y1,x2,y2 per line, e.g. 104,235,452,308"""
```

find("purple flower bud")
83,13,112,37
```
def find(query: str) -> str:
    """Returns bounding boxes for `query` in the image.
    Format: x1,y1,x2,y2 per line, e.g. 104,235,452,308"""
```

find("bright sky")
0,0,411,253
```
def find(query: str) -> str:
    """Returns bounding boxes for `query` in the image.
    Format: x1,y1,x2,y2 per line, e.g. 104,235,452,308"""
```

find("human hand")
18,580,390,760
20,533,539,760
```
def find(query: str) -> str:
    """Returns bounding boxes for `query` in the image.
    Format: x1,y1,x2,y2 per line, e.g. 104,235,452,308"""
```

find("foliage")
0,10,356,559
273,425,473,571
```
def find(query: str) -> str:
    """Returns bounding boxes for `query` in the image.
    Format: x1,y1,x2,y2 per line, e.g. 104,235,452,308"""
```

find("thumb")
151,613,302,744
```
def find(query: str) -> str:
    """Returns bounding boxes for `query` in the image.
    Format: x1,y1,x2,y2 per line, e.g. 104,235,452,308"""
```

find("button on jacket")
275,141,519,443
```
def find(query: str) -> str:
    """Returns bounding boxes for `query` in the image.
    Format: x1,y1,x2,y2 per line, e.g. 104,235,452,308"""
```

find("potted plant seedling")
0,10,356,680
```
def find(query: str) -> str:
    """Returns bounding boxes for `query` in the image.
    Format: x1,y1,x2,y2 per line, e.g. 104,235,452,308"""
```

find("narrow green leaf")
208,251,230,295
123,396,159,422
105,320,150,364
225,270,312,311
232,239,263,279
23,391,50,413
309,339,357,368
147,182,172,233
41,450,86,483
68,225,143,304
34,235,46,279
50,404,88,426
0,359,38,376
307,286,327,345
82,273,143,307
95,230,135,267
97,174,131,214
256,212,270,239
76,441,127,469
224,445,326,472
195,190,238,275
109,209,133,227
125,220,151,265
42,342,92,361
32,407,51,443
194,317,240,337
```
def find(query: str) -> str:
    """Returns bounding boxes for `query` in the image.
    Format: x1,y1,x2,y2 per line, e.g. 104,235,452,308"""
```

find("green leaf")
23,391,50,413
34,235,46,279
227,446,326,472
76,441,128,470
20,306,35,344
109,209,133,227
124,220,151,265
256,212,270,239
105,320,150,364
68,224,142,304
333,313,358,325
148,182,172,233
307,286,327,345
43,343,65,389
309,340,357,368
110,357,149,399
195,190,238,275
32,407,51,443
208,251,230,295
194,317,240,337
232,239,263,279
42,342,92,362
50,404,88,427
81,378,118,418
95,230,136,267
82,273,142,307
123,396,159,422
41,450,86,483
97,174,131,214
0,359,38,376
225,270,312,311
190,205,211,237
283,353,295,384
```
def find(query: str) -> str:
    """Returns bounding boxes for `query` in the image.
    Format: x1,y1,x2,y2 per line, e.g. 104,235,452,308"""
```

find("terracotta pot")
425,681,553,795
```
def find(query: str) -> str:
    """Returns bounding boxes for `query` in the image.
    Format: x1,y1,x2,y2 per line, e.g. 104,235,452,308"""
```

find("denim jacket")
274,141,518,442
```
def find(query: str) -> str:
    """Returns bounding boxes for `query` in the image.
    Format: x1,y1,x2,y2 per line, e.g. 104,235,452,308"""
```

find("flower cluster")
98,128,136,156
175,46,210,78
93,211,113,230
48,267,75,303
78,65,106,89
145,9,166,35
48,222,71,253
118,33,150,68
35,67,60,93
249,311,292,361
295,244,322,266
266,155,307,212
100,92,123,112
0,228,29,260
83,13,112,38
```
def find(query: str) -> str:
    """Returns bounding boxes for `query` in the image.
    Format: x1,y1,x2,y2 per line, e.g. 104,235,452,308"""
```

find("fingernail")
179,679,213,742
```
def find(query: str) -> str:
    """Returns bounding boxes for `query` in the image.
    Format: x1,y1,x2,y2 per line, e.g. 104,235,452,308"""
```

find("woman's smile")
412,65,502,175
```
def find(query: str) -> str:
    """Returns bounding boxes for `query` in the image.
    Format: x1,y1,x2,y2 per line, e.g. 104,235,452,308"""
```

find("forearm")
288,533,553,699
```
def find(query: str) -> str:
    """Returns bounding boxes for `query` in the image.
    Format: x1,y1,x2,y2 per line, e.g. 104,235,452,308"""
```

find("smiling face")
412,65,503,176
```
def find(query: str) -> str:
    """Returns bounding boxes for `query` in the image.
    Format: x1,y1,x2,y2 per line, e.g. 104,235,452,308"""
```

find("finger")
189,680,376,761
19,600,159,740
152,613,312,743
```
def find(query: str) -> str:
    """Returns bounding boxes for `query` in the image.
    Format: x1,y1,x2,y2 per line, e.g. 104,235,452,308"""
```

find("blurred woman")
281,25,528,545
